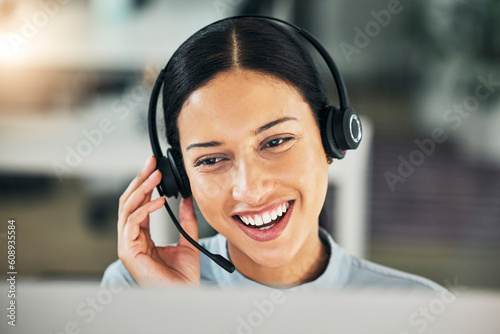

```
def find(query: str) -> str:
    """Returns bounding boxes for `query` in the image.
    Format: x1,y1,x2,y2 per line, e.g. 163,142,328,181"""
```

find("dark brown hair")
162,17,327,162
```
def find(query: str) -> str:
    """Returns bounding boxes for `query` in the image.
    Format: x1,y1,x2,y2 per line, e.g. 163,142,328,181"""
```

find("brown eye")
194,157,224,167
262,137,294,149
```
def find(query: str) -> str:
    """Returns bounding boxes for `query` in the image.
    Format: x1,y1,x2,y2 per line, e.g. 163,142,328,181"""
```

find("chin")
245,245,297,269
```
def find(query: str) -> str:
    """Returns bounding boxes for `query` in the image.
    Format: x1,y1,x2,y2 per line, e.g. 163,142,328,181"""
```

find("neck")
228,228,329,287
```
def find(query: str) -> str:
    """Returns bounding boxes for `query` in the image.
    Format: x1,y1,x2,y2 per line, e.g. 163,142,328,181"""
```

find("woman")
102,17,443,291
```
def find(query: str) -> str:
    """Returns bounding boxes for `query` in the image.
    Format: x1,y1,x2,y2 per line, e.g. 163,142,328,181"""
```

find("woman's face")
178,70,329,270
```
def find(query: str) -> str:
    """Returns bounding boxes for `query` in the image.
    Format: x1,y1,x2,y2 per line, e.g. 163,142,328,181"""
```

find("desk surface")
1,281,498,334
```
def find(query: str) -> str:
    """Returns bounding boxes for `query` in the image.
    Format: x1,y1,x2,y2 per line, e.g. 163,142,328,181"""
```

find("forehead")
177,70,312,144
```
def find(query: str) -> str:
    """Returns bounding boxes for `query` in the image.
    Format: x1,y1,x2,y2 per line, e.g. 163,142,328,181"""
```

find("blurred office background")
0,0,499,289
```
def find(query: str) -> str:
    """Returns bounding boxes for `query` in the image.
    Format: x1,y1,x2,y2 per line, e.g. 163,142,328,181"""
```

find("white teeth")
259,225,274,231
238,202,290,227
254,215,263,226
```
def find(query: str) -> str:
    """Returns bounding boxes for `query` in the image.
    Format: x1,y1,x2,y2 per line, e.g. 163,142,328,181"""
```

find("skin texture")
178,70,330,286
117,157,201,287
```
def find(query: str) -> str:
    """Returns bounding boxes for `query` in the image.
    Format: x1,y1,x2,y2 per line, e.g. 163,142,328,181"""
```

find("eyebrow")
186,116,298,151
186,141,222,151
254,116,297,135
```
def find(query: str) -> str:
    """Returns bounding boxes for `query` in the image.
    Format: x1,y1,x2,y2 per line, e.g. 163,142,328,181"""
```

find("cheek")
282,140,329,216
282,141,328,189
189,174,231,230
191,174,228,202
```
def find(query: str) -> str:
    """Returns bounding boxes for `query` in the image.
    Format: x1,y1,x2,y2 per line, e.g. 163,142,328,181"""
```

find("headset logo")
350,114,362,144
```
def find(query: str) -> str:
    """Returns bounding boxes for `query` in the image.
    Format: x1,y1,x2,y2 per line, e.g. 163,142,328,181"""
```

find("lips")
237,202,290,229
232,201,294,242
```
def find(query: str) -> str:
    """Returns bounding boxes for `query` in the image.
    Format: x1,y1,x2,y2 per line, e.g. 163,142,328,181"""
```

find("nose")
231,158,273,205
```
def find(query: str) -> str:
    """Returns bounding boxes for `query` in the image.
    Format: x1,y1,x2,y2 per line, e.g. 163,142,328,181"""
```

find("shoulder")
318,228,445,292
199,233,234,285
101,259,138,288
345,255,445,292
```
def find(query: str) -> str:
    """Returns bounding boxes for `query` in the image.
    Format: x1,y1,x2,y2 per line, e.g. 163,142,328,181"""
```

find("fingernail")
144,156,153,167
148,169,159,179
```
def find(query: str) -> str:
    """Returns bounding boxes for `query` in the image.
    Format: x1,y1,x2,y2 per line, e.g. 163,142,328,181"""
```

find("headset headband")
149,15,351,161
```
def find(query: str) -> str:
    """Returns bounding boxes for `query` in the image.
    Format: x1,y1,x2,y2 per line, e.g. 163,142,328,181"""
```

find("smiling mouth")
234,201,291,231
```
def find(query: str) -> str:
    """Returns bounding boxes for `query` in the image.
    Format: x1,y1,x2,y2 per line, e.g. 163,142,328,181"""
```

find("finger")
178,197,199,248
119,156,156,208
118,168,160,233
123,196,165,241
119,169,162,232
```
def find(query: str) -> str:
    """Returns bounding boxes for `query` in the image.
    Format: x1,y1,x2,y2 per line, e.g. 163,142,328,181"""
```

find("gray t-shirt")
101,228,444,292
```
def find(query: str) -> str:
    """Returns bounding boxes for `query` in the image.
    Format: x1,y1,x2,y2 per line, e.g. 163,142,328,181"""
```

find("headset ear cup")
155,155,179,198
321,106,346,160
167,149,192,198
333,107,362,150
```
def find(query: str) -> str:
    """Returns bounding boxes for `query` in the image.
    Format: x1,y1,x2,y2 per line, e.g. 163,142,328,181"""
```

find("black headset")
148,15,362,274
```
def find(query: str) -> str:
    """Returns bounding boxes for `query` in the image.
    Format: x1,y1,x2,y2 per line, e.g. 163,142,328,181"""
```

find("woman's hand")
117,156,200,286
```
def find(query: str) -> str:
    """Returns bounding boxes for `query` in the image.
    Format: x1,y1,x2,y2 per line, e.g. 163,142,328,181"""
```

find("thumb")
178,197,199,247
